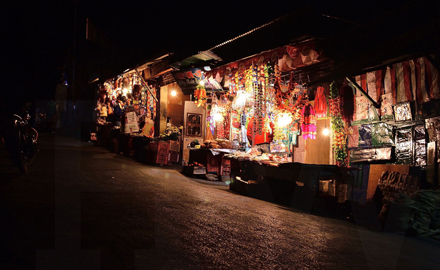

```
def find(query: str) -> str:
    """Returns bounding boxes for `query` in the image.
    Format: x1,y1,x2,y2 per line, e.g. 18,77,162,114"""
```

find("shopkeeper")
246,116,274,153
113,97,124,126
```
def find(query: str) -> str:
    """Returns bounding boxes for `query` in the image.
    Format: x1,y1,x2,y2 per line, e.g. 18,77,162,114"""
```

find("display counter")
223,156,357,211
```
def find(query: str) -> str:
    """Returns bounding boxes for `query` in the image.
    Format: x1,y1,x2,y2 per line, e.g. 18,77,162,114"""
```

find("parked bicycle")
0,112,38,174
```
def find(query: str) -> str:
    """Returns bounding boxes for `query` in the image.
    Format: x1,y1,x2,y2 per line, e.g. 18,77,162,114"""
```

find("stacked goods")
202,139,233,149
202,140,220,149
216,139,233,149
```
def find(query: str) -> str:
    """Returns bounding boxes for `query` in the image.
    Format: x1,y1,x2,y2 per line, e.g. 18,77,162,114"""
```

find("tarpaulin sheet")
371,123,394,146
359,124,372,146
350,147,392,163
396,128,413,164
414,125,426,167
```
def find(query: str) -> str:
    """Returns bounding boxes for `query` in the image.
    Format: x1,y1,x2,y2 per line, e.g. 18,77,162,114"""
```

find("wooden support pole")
135,69,158,102
346,76,380,120
345,77,380,109
425,54,440,73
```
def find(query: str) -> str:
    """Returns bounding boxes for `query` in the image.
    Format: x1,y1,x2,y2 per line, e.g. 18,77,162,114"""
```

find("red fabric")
361,74,367,94
402,61,412,101
390,65,397,104
246,117,274,145
375,70,384,99
314,86,327,118
415,59,423,104
425,57,434,99
300,104,317,140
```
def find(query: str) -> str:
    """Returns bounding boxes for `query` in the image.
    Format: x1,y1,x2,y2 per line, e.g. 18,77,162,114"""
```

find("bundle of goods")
215,139,233,149
202,140,220,149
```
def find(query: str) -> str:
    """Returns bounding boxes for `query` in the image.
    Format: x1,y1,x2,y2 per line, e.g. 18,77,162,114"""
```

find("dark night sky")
0,0,410,103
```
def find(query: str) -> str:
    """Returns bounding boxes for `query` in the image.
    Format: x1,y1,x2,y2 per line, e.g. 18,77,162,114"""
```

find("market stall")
176,41,361,212
181,37,440,217
93,58,185,166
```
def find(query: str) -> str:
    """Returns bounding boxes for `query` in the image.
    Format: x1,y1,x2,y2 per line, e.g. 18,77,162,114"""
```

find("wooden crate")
146,141,169,165
169,151,180,163
221,158,231,176
169,140,180,152
156,141,169,165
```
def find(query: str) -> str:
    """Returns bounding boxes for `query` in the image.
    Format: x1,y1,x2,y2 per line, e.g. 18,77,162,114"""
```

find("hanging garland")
274,68,297,110
329,81,348,166
300,103,317,140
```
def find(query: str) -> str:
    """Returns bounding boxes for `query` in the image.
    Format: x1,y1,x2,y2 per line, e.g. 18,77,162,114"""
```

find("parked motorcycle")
1,113,38,174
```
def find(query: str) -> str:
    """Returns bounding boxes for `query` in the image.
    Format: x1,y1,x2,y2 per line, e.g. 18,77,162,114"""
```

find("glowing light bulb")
199,80,205,86
171,90,177,97
277,113,293,127
323,127,330,136
213,113,224,122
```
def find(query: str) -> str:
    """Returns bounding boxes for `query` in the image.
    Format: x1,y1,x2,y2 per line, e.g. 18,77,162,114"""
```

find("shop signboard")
172,68,222,95
186,113,202,137
124,111,139,134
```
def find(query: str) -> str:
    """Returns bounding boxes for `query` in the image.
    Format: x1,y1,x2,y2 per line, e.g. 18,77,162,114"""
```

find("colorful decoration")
273,109,293,141
314,86,327,118
329,81,348,166
300,103,317,140
194,84,207,107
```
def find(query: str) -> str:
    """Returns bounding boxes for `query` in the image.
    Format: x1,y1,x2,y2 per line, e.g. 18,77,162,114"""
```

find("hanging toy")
300,103,317,140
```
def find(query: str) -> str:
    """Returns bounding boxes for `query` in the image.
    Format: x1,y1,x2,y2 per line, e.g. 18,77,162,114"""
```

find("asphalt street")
1,134,440,270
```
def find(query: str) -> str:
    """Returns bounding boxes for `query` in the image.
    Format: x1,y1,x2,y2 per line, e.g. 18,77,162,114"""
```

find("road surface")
1,134,439,269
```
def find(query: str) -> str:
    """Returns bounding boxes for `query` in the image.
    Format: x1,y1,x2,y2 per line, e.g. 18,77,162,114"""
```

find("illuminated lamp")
171,90,177,97
277,112,293,127
213,113,224,122
323,126,330,136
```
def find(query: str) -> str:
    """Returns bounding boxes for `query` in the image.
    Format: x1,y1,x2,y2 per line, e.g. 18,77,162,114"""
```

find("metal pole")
135,69,158,102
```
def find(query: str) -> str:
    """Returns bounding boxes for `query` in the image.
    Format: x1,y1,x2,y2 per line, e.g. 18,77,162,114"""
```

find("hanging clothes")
300,103,317,140
340,84,355,122
314,86,327,118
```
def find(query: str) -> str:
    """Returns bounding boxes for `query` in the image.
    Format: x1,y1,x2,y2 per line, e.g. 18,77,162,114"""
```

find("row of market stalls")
93,3,440,235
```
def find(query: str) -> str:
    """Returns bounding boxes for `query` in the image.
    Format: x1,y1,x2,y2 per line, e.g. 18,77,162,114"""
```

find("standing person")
106,99,114,124
113,97,123,127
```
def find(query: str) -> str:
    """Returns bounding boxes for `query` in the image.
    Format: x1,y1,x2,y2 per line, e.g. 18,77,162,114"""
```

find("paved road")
1,134,439,270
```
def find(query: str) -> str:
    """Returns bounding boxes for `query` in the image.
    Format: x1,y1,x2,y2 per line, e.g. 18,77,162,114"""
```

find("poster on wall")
380,93,393,117
230,110,240,141
393,102,412,122
186,113,202,137
355,96,368,121
124,111,139,134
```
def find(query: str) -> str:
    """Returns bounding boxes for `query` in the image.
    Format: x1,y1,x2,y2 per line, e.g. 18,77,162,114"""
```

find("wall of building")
305,118,331,164
183,100,206,163
165,82,189,128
